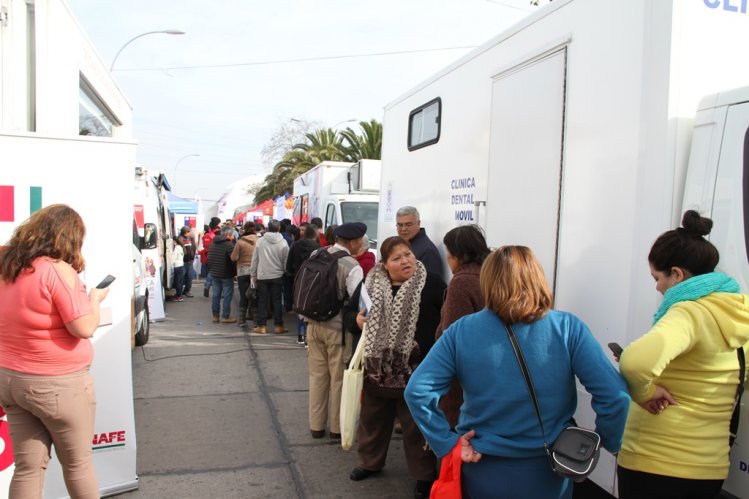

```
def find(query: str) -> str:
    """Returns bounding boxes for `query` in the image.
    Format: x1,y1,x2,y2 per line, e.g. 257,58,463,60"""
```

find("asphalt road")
116,279,416,499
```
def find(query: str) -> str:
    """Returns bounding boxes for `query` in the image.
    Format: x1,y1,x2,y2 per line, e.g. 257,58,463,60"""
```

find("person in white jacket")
171,238,186,301
250,219,289,334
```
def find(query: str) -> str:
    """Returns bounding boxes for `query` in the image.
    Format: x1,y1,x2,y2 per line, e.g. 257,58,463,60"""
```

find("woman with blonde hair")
0,204,109,498
406,245,629,499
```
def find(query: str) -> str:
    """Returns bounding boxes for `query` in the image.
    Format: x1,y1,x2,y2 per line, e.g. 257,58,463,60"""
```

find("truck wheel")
135,301,150,346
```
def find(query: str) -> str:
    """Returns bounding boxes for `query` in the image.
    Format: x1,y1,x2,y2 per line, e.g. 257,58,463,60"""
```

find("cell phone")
96,275,116,289
607,342,624,357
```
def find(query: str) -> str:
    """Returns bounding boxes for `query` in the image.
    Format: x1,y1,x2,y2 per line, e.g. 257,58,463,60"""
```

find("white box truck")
377,0,749,496
292,159,381,245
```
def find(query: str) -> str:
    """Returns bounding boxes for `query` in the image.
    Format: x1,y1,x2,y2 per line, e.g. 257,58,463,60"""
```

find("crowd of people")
0,203,746,499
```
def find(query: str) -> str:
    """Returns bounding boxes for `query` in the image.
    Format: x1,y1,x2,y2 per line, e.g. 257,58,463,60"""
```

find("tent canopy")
233,198,274,222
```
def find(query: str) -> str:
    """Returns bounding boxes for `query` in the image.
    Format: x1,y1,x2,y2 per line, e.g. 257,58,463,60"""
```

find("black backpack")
292,249,348,321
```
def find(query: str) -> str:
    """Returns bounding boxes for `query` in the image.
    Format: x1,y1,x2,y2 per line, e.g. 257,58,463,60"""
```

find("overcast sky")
66,0,544,206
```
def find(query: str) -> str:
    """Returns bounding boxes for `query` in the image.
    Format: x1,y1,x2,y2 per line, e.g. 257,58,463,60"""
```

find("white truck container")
0,0,139,494
292,159,381,245
377,0,749,496
134,166,175,322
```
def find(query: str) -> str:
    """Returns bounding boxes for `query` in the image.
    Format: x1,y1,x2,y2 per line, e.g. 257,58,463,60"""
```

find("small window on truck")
408,97,441,151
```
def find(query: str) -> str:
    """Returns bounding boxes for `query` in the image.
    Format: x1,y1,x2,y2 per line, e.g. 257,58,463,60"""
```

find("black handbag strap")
503,322,551,453
730,347,745,447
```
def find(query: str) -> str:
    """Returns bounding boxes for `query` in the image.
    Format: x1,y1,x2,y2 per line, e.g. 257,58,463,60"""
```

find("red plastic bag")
430,441,462,499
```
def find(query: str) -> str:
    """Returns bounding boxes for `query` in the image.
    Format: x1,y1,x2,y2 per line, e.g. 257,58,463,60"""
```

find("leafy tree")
260,118,320,169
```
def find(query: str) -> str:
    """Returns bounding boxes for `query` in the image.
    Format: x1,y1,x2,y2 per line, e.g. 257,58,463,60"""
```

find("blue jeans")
256,277,283,326
211,277,234,319
297,316,307,336
205,272,213,289
173,265,185,297
183,262,193,294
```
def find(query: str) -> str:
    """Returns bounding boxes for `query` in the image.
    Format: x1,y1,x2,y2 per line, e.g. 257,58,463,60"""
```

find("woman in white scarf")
342,236,446,499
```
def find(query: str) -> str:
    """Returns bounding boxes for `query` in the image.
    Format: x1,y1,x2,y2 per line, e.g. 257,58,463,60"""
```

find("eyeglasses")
396,222,416,229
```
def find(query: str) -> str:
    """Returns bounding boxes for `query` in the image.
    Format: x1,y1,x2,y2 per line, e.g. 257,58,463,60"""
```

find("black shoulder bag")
503,322,601,483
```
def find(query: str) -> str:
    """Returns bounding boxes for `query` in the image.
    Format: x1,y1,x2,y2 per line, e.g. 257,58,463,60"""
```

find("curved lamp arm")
110,29,185,71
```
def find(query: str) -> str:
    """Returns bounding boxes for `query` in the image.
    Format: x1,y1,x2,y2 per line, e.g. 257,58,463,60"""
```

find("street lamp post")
110,29,186,71
173,154,200,192
332,119,357,129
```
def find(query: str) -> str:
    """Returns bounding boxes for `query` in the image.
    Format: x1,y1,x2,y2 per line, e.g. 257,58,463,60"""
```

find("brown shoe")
310,429,325,439
273,325,288,334
212,316,220,323
253,326,267,334
221,317,237,324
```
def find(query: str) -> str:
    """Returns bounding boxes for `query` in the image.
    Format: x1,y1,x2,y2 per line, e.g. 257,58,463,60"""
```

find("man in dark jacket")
207,226,237,323
200,217,222,296
286,224,320,344
395,206,442,275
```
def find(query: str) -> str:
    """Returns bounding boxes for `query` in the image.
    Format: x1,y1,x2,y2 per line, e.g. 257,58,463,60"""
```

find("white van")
134,167,175,321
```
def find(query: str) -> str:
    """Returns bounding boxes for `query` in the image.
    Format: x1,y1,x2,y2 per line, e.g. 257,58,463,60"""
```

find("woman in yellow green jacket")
618,210,749,498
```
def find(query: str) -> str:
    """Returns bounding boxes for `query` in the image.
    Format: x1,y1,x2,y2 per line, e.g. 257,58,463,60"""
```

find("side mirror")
142,223,158,250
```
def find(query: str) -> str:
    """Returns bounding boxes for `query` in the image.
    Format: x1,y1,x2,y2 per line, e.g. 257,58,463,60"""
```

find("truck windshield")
341,202,378,246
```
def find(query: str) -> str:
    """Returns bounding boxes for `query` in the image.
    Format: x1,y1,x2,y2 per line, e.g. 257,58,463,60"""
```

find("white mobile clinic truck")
0,0,138,495
292,159,381,246
377,0,749,496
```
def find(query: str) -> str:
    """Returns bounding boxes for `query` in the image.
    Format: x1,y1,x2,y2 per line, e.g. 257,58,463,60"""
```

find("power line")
484,0,534,11
115,45,478,72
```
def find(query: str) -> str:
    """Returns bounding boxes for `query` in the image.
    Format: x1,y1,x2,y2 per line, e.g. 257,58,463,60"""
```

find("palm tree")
295,128,346,162
339,119,382,161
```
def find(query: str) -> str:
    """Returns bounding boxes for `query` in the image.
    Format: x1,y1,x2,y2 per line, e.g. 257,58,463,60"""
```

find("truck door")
485,48,567,292
324,203,336,230
704,100,749,498
709,101,749,291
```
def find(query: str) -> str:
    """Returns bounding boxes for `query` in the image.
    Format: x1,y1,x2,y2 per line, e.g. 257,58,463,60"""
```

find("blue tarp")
167,192,198,214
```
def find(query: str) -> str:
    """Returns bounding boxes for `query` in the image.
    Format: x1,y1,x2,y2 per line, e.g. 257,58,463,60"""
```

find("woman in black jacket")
342,236,445,499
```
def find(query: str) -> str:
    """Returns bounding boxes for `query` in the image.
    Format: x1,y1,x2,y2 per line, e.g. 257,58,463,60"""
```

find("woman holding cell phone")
0,204,110,498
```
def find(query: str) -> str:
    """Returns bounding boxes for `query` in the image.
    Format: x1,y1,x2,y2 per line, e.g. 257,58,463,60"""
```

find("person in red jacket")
200,217,221,297
354,234,375,277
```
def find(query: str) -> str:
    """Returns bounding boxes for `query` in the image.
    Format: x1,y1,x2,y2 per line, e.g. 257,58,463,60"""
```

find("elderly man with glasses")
395,206,442,275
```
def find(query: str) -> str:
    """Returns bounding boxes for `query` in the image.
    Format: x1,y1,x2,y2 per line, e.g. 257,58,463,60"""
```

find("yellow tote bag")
340,324,366,450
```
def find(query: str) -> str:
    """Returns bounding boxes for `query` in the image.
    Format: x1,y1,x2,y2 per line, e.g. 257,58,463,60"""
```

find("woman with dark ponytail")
434,225,490,429
617,210,749,499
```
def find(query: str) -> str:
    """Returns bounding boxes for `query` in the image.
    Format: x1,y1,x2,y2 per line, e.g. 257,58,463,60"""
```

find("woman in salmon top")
0,204,110,498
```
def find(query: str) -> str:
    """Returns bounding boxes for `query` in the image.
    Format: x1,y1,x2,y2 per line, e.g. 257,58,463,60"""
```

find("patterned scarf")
653,271,740,324
363,260,427,388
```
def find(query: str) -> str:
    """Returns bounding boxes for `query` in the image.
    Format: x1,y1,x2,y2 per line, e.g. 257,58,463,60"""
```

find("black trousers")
256,277,283,326
617,466,724,499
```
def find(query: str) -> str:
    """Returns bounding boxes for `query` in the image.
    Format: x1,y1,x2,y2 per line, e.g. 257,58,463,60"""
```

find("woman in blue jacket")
405,246,630,499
